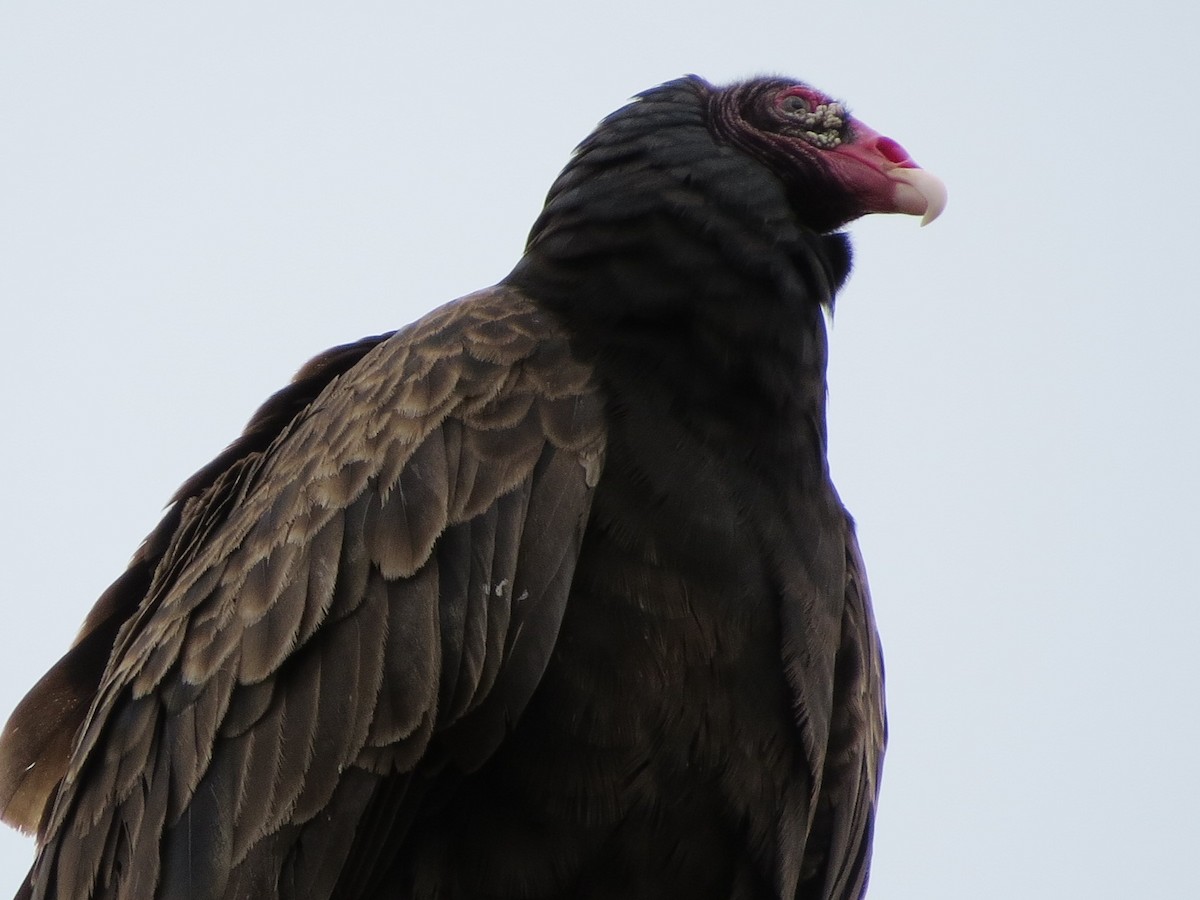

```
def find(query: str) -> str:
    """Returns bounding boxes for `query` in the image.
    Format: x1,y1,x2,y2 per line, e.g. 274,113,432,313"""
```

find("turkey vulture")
0,75,944,899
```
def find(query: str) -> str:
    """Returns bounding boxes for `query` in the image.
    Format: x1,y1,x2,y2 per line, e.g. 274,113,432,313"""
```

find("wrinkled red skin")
754,82,943,226
773,86,931,219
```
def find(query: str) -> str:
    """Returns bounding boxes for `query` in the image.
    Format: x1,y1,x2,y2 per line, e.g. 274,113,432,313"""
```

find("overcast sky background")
2,3,1197,897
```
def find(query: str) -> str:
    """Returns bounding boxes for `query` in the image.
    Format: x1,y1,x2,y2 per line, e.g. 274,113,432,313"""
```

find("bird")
0,74,944,900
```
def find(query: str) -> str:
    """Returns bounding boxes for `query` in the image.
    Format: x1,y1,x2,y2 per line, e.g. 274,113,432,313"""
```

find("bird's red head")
712,79,947,231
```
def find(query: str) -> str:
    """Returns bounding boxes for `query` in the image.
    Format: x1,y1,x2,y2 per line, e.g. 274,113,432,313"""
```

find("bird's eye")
772,88,848,149
779,94,811,115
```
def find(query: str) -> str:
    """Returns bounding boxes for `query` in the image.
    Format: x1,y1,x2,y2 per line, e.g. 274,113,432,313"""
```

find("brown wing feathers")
9,288,604,899
0,332,394,838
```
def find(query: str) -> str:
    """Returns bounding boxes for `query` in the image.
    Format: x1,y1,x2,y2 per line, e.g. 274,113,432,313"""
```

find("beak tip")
889,167,948,226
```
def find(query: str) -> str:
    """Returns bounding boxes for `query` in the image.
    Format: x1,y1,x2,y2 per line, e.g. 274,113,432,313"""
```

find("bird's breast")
418,401,847,898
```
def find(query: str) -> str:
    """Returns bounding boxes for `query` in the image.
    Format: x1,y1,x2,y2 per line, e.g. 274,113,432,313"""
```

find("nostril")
875,137,912,165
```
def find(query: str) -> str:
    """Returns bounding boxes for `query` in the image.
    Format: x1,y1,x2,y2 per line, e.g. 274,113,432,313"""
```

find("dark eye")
779,94,811,115
771,89,849,150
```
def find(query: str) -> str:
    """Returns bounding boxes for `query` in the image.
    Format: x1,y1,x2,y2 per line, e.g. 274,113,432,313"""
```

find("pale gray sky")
2,3,1197,897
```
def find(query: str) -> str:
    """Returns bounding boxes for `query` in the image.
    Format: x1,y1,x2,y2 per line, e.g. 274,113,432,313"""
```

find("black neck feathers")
506,76,853,462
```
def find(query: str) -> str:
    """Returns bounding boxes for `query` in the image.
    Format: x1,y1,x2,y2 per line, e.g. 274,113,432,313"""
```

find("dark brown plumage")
0,75,943,899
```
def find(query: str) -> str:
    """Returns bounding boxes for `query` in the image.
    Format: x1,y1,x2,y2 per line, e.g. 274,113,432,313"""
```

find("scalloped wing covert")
16,287,606,900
